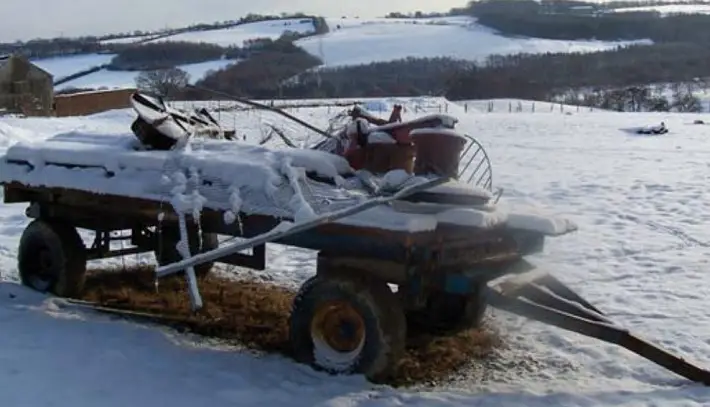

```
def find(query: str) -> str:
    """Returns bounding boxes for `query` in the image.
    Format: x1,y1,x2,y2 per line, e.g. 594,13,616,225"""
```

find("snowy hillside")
31,53,114,79
37,15,650,91
99,18,316,46
145,18,316,47
1,97,710,406
60,60,238,91
295,16,648,67
31,53,239,91
612,4,710,14
100,35,156,45
33,18,314,90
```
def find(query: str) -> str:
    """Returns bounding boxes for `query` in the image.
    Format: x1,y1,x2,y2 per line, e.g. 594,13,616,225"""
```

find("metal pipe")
185,85,333,139
487,287,710,385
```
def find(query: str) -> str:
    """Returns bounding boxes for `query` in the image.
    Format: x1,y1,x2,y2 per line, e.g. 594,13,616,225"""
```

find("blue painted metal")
443,274,472,294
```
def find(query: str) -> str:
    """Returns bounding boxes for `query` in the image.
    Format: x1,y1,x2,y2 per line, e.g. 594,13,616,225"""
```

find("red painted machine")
338,104,468,179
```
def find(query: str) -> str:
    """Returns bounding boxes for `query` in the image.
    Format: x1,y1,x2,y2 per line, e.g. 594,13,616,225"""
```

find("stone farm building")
0,54,54,116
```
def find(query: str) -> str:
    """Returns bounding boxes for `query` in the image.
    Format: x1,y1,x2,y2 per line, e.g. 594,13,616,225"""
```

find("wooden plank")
1,182,435,245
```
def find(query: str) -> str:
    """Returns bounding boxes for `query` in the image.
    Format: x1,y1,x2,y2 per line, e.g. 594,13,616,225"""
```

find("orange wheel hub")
310,300,366,353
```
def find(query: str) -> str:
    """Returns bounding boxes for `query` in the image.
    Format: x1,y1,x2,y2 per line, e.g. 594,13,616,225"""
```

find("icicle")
162,164,206,311
176,211,203,310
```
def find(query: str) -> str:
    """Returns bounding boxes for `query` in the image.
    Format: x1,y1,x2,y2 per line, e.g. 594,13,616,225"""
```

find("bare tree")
135,67,190,98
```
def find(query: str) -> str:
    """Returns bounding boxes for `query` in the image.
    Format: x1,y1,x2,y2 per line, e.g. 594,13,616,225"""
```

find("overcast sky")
1,0,468,41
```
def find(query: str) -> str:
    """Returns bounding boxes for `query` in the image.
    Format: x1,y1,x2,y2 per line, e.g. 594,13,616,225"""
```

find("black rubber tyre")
155,225,218,278
18,219,87,298
289,274,406,383
406,285,488,335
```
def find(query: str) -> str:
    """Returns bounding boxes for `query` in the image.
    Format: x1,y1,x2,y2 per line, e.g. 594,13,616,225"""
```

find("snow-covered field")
99,18,317,47
1,97,709,405
296,16,649,67
612,4,710,15
31,53,115,79
59,59,238,91
30,53,239,91
99,35,156,45
145,18,316,47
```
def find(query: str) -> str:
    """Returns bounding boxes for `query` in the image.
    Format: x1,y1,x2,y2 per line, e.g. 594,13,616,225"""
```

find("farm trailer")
3,179,710,385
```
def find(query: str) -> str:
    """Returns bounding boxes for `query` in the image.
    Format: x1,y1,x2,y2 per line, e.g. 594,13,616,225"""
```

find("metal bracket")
25,202,41,218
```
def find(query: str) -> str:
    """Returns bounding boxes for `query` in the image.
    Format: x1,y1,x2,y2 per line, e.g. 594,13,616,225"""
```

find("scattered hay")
79,265,502,387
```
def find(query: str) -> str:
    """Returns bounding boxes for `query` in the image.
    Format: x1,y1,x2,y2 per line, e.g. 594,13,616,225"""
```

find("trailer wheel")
406,286,488,334
18,219,87,298
289,274,406,382
155,225,218,277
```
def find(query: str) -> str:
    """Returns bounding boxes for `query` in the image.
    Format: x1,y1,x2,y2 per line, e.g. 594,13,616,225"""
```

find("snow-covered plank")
0,129,577,236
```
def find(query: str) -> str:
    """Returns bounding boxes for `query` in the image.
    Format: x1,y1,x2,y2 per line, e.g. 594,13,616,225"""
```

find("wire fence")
459,100,598,113
164,98,600,131
162,98,610,143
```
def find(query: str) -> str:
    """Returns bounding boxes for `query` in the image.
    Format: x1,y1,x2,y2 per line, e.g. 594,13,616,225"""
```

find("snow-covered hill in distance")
33,15,649,91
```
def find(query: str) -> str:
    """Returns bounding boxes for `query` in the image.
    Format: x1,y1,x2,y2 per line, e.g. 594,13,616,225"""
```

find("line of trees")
446,43,710,100
279,57,472,99
601,0,710,10
464,0,710,43
180,38,324,100
384,0,710,21
109,41,228,71
184,41,707,104
558,84,705,112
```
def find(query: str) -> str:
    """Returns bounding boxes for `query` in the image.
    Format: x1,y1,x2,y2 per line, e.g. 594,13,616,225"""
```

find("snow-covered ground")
611,4,710,15
99,34,157,45
1,98,710,406
56,59,239,91
145,18,316,47
99,18,317,47
31,53,115,79
29,52,238,91
295,16,650,68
